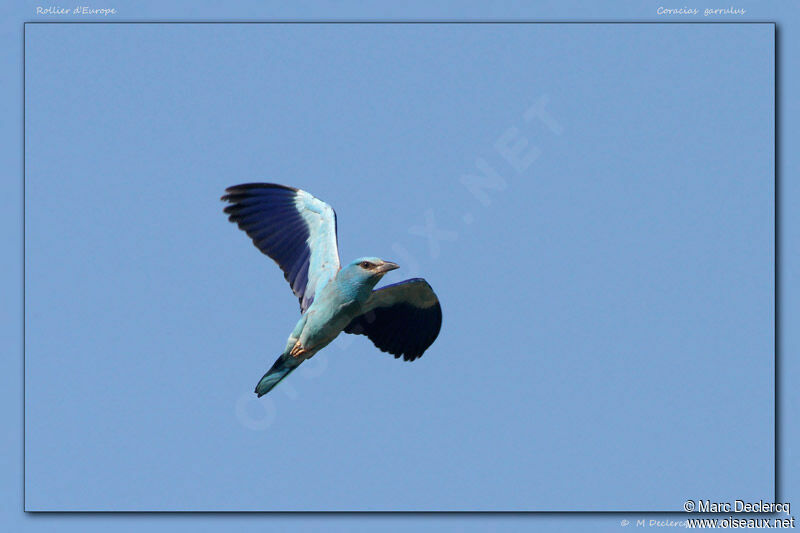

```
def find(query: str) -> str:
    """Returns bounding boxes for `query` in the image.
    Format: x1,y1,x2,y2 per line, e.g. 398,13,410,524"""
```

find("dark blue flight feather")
221,183,340,312
345,278,442,361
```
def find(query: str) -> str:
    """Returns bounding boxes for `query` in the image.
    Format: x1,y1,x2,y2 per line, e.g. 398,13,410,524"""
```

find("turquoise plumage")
222,184,442,397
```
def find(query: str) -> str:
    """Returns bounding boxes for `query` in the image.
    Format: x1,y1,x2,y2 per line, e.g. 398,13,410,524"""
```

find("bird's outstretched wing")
344,278,442,361
221,183,340,312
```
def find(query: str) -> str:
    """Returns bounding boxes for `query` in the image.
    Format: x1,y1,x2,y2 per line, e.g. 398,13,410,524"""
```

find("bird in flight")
221,183,442,397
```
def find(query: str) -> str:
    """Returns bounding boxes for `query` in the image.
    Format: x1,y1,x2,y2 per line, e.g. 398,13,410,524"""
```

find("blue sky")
23,21,774,512
4,1,796,531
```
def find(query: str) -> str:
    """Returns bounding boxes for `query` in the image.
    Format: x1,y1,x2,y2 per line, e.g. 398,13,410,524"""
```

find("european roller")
221,183,442,397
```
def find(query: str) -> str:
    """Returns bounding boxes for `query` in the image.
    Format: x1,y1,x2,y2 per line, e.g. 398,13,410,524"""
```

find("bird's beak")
376,261,399,274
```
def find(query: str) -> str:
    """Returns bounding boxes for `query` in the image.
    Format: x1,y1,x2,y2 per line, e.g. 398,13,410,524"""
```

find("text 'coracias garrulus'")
222,183,443,397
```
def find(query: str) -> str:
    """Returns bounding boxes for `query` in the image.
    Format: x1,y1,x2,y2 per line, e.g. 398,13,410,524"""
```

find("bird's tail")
255,353,301,397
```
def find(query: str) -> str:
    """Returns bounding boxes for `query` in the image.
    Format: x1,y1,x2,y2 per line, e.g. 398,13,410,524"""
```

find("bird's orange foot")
289,341,307,358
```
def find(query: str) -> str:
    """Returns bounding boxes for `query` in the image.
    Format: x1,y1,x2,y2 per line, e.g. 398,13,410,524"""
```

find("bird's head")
340,257,399,288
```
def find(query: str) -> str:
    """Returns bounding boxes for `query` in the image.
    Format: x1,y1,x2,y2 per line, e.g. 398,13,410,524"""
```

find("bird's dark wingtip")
224,182,299,194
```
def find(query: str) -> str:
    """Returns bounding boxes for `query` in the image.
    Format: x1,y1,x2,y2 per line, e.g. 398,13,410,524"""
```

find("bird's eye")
360,261,373,269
